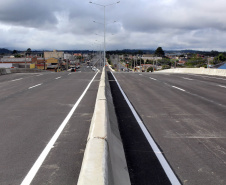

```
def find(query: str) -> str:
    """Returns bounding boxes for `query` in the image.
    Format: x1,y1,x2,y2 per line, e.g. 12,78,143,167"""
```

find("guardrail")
77,67,130,185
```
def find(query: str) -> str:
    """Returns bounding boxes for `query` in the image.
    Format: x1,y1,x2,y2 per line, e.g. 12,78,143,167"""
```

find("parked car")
71,67,75,72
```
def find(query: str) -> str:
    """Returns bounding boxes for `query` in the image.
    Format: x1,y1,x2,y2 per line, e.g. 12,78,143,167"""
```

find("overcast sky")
0,0,226,51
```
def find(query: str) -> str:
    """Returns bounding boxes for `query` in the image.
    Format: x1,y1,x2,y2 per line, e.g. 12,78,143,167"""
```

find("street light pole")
104,6,106,67
90,1,120,68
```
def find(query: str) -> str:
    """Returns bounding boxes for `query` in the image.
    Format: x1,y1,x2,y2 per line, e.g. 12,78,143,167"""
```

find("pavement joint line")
172,86,186,92
20,71,99,185
111,71,181,185
28,83,43,89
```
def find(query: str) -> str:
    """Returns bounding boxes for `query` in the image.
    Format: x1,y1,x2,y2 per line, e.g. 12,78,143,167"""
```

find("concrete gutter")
77,67,130,185
156,68,226,76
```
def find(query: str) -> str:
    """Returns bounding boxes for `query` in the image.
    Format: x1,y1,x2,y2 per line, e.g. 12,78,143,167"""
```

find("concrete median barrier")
77,67,131,185
157,68,226,76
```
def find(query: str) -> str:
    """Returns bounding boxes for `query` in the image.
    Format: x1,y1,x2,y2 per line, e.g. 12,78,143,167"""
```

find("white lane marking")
55,76,61,79
182,77,193,81
11,78,23,82
36,74,43,77
20,71,99,185
172,86,186,92
68,73,71,75
111,72,181,185
218,85,226,88
149,77,157,81
28,84,42,89
139,74,142,76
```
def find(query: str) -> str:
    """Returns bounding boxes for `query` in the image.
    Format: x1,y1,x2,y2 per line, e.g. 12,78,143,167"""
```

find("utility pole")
25,54,27,69
140,56,141,72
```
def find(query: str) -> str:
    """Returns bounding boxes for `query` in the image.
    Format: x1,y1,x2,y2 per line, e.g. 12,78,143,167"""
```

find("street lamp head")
117,1,120,3
89,1,92,3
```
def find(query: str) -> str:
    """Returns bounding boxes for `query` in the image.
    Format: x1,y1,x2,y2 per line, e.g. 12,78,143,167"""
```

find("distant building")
141,55,162,63
74,53,82,57
44,50,64,60
32,57,46,70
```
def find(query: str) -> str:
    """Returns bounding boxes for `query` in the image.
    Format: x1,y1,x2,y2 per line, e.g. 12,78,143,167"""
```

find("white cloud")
0,0,226,51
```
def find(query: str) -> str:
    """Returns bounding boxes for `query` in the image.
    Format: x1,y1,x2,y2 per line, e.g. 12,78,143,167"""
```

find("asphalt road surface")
0,71,100,185
109,71,226,185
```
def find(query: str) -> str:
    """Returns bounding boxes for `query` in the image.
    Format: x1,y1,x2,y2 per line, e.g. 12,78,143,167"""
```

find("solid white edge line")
111,72,181,185
172,86,186,92
28,84,43,89
20,71,99,185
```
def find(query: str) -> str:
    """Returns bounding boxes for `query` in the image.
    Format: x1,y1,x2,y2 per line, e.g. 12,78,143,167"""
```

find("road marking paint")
139,74,142,76
36,74,43,76
68,73,71,75
28,84,42,89
182,77,193,80
149,77,157,81
172,86,186,92
11,78,23,82
55,76,61,79
20,71,99,185
218,85,226,88
111,71,181,185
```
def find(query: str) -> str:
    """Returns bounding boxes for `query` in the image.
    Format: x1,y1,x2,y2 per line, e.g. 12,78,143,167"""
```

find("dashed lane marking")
182,77,193,81
28,84,43,89
218,85,226,88
172,86,186,92
11,78,23,82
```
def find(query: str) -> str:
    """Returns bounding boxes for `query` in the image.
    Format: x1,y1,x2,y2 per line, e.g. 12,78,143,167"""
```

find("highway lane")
0,71,100,185
138,72,226,107
110,72,226,185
